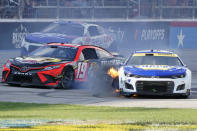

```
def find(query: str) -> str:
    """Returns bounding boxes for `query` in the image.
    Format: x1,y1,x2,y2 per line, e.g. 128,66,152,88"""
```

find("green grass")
0,102,197,125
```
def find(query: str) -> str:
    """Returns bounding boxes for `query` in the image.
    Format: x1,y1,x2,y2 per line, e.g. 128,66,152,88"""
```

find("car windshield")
127,56,183,66
29,45,78,60
42,23,84,36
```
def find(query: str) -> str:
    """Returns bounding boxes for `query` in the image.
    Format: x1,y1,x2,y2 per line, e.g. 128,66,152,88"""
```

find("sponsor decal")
16,57,61,63
135,65,174,70
12,24,29,48
152,88,157,93
108,27,125,42
101,59,122,66
24,57,61,63
133,53,177,57
135,29,165,41
13,71,32,76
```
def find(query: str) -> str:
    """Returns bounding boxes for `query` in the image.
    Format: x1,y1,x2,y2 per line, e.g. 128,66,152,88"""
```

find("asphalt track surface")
0,49,197,108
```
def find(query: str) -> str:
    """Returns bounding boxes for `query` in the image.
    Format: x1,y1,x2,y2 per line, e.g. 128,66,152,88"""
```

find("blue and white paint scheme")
123,65,186,77
21,21,114,56
118,50,191,98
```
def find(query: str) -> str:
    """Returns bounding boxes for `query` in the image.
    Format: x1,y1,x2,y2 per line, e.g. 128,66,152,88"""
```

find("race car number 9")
77,62,88,79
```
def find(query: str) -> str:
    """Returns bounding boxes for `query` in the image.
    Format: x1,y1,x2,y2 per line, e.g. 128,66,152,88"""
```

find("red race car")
2,43,124,89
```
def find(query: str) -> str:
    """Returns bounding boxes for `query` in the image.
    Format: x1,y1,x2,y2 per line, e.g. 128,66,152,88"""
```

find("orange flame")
107,67,119,79
115,89,120,93
113,88,120,94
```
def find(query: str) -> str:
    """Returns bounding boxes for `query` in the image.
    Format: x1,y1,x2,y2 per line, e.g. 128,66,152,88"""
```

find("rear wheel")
60,68,75,89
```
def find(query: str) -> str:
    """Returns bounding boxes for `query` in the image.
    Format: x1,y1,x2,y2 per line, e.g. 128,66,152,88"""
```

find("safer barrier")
0,21,170,51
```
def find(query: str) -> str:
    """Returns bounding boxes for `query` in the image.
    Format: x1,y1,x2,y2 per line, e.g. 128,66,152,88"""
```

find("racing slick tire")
60,67,75,89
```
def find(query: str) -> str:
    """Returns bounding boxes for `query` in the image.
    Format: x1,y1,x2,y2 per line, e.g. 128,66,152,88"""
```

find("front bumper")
119,76,191,96
2,65,61,88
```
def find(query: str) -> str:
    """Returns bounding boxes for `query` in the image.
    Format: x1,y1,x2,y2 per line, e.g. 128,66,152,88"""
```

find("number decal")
77,62,88,79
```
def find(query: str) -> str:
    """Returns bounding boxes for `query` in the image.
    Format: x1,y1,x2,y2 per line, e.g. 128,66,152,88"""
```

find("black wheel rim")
62,71,74,89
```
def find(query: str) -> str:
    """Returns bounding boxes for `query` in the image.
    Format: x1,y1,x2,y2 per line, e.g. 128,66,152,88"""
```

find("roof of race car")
48,43,80,47
134,50,178,57
53,21,98,27
135,50,173,54
47,43,107,50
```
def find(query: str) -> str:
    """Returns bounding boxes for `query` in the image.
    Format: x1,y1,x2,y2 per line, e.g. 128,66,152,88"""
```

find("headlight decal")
171,74,186,79
5,60,11,69
5,63,10,69
124,71,131,77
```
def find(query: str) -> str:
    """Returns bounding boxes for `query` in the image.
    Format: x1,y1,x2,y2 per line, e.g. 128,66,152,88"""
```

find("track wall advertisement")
169,22,197,49
0,22,169,51
1,21,196,51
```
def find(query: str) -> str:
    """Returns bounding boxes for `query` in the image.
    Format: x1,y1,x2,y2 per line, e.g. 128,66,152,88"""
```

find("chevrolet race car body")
21,21,116,56
2,43,123,88
118,50,191,98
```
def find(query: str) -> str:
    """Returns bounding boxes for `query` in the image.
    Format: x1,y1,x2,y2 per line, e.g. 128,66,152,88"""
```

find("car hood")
124,65,186,77
10,56,71,67
25,32,78,44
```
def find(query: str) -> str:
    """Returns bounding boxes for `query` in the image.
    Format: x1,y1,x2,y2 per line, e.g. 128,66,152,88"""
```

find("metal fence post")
18,0,22,19
138,0,141,17
192,0,195,19
126,0,129,19
57,0,60,19
92,0,95,19
160,0,163,19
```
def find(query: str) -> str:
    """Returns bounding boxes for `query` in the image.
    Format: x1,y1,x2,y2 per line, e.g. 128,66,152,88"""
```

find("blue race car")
21,21,117,56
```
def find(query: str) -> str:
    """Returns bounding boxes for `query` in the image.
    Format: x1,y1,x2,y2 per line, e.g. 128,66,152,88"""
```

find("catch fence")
0,0,197,20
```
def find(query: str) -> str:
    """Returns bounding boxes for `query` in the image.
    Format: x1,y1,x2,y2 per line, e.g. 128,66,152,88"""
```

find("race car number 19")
77,62,88,79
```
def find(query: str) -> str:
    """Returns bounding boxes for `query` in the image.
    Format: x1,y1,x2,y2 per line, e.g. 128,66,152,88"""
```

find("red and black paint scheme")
2,43,124,88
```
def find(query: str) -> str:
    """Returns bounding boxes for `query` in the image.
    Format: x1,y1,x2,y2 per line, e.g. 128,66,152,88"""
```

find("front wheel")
60,68,75,89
